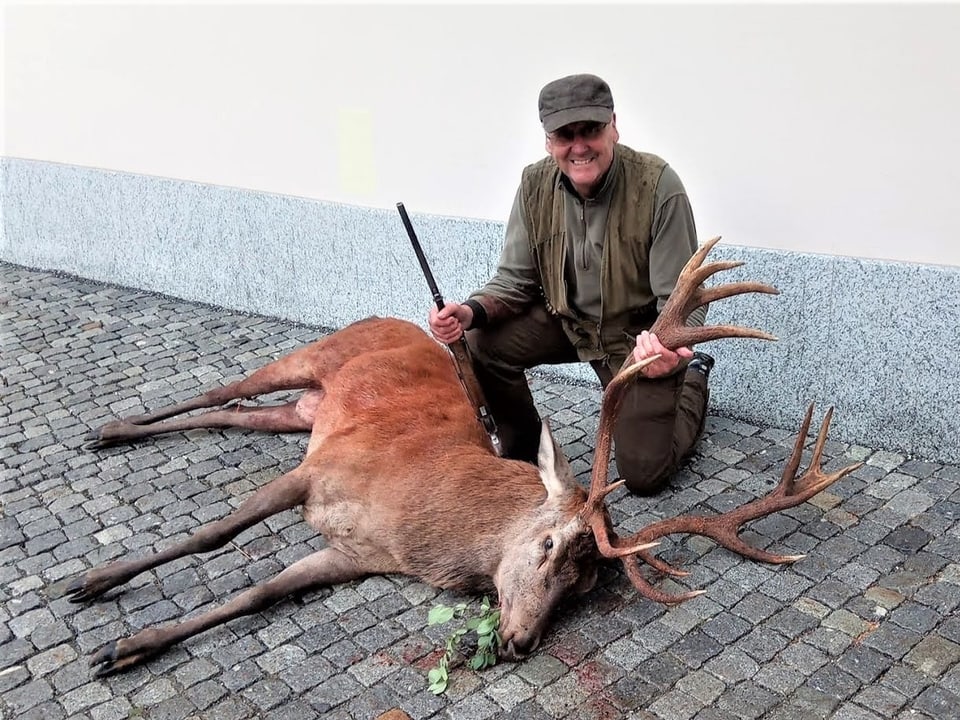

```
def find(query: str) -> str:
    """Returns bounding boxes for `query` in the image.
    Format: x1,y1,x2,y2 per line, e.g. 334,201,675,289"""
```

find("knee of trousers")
464,327,524,376
614,445,674,496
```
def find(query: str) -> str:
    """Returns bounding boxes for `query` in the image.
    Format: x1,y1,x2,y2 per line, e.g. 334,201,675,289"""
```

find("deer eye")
543,537,554,553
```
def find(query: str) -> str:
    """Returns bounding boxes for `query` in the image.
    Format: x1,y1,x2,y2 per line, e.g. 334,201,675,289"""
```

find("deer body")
269,316,564,593
66,239,862,677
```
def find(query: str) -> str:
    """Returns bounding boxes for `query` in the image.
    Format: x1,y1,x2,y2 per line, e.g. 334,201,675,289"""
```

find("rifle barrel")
397,202,445,311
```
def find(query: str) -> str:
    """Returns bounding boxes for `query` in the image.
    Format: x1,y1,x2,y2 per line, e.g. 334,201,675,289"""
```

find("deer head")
493,421,614,659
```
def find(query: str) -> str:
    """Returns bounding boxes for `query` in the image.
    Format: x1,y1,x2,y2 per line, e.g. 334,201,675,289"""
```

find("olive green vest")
521,145,667,362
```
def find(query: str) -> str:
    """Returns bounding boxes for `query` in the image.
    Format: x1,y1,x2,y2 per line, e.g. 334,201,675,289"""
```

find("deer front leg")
61,469,309,602
88,547,366,676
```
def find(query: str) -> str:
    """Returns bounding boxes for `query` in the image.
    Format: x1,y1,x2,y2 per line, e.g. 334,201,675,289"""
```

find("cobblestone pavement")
2,261,960,720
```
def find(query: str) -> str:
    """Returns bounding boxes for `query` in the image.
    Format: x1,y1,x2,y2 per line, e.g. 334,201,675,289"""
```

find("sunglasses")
547,122,609,146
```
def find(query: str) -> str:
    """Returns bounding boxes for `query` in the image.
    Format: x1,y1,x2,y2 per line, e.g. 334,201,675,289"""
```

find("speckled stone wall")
3,158,958,462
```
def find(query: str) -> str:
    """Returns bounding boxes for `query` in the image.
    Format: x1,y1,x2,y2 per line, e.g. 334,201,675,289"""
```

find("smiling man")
428,73,713,496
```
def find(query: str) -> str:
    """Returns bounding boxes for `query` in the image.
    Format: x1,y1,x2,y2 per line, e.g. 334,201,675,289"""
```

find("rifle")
396,202,503,457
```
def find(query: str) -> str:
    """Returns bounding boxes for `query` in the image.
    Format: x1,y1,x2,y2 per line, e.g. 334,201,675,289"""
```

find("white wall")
4,2,959,267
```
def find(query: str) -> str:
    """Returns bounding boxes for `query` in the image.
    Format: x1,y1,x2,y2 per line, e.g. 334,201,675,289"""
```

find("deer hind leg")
87,392,322,448
61,468,310,603
88,546,366,676
87,344,329,447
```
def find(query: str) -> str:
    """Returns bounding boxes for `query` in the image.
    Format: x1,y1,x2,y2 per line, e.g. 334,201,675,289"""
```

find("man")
428,73,713,495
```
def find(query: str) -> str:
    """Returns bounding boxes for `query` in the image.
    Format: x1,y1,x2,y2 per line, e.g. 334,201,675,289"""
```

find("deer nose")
501,634,539,662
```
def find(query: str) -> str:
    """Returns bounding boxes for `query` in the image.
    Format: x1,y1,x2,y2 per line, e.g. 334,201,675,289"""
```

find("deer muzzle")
496,597,548,661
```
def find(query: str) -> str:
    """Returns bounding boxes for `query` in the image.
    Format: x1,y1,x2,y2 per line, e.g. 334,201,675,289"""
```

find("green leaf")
428,663,450,694
428,605,456,626
476,616,498,636
424,598,504,694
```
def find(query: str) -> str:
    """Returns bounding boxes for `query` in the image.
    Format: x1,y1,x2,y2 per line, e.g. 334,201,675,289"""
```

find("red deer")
65,238,861,676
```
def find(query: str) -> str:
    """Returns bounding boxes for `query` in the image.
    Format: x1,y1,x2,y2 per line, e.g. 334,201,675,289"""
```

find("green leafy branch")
425,596,501,694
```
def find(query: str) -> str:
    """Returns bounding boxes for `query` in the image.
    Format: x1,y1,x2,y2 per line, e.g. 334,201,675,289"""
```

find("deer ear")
537,419,575,499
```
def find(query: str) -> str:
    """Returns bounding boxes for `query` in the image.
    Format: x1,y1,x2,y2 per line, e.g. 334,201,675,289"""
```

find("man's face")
545,114,619,198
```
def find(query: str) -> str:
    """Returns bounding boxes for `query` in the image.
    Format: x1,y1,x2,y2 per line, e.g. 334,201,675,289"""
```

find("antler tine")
610,404,863,604
622,556,705,605
780,402,815,493
676,324,778,345
698,281,781,307
807,406,833,474
650,236,780,351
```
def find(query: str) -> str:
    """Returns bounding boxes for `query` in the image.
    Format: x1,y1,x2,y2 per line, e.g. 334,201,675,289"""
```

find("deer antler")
582,235,778,545
580,238,861,603
616,404,863,603
648,235,779,350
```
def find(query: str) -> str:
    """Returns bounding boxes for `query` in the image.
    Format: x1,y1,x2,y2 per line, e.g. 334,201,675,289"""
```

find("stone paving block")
701,611,753,644
715,681,780,719
905,636,960,679
675,668,726,705
913,684,960,718
88,695,135,720
16,700,67,720
703,648,760,685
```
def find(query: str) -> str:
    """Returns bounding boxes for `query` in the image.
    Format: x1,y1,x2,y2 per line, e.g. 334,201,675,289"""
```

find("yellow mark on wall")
337,107,376,196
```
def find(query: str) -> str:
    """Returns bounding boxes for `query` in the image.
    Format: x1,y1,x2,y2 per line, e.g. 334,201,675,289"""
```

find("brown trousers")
466,304,709,495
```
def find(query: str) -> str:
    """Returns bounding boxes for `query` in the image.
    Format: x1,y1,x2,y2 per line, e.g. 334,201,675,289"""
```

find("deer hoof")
84,421,135,450
89,638,159,677
89,641,121,677
84,428,112,450
62,573,111,603
63,575,95,602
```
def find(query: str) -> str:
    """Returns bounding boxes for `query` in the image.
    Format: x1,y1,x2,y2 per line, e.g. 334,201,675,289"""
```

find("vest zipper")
579,198,605,358
597,211,607,361
579,201,588,269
